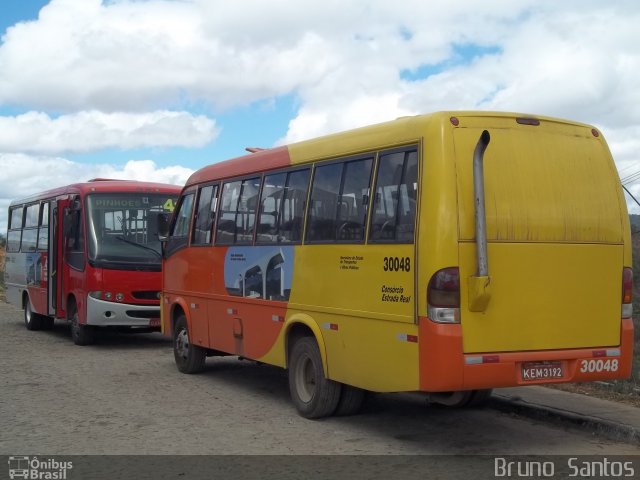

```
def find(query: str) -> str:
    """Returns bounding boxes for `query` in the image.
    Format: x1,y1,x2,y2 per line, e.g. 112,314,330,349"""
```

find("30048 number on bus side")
383,256,411,272
580,359,619,374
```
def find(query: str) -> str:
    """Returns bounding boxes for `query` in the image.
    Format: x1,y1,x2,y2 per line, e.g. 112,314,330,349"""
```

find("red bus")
5,179,180,345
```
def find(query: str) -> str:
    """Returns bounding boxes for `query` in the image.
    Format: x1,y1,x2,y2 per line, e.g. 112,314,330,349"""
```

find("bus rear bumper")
86,295,160,328
418,316,634,392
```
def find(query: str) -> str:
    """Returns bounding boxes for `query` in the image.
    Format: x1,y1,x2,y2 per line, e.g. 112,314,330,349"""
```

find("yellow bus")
159,111,634,418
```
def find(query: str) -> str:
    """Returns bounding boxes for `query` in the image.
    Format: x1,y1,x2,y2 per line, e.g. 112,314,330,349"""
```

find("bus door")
46,200,58,316
51,197,70,319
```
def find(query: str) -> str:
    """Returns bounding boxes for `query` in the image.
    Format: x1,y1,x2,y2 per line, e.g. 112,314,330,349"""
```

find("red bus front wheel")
70,308,95,346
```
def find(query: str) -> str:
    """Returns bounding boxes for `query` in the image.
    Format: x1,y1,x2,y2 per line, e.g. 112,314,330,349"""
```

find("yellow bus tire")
427,389,493,408
173,314,206,374
334,385,367,416
288,336,341,419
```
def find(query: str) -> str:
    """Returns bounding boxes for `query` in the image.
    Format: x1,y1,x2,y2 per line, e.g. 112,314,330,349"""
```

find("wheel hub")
176,329,190,359
295,354,316,403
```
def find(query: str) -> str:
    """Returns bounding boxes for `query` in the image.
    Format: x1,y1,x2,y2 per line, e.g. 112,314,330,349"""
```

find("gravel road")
1,300,638,457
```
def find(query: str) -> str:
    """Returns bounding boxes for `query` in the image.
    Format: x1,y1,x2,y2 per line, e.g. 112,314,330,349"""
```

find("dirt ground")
1,300,637,457
549,382,640,408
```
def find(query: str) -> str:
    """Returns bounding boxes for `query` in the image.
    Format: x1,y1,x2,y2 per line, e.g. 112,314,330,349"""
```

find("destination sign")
92,197,175,212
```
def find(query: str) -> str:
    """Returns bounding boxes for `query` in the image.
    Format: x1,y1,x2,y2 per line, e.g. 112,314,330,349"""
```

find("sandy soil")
0,301,637,458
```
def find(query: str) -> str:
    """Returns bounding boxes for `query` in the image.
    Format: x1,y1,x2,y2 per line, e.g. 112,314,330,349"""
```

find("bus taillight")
427,267,461,323
622,267,633,319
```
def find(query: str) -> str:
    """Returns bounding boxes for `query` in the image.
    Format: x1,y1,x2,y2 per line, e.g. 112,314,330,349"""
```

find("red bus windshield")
86,193,176,270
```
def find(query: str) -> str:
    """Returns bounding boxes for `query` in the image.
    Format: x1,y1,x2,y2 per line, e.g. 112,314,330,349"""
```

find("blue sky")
1,0,639,233
0,1,47,30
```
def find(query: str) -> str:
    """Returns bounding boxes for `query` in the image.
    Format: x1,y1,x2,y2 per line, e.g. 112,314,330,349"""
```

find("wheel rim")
25,302,32,325
175,328,190,360
294,354,316,403
71,313,79,338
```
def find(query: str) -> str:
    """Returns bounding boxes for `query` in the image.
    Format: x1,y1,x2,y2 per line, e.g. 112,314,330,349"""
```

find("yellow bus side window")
370,149,418,243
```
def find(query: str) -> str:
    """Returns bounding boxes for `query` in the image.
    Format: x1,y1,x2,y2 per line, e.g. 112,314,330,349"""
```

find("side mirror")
157,212,171,241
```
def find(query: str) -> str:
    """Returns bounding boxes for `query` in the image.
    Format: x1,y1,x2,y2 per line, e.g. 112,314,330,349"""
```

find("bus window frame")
254,166,311,246
20,202,40,253
37,201,50,252
6,205,24,253
367,145,419,245
63,196,86,272
165,189,197,257
304,153,375,245
214,174,263,246
191,182,220,247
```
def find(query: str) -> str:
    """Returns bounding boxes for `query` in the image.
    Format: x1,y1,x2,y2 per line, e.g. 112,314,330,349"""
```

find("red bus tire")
41,317,54,330
24,298,43,331
70,309,95,346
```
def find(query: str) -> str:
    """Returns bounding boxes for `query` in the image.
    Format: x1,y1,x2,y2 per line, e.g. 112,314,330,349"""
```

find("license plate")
149,318,161,327
522,361,563,381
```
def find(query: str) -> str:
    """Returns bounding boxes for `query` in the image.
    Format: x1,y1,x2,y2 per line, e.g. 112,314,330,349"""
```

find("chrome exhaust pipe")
473,130,491,277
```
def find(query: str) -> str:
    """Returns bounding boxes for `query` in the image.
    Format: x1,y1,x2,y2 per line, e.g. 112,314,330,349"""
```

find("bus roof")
185,111,596,187
186,146,291,187
9,179,181,207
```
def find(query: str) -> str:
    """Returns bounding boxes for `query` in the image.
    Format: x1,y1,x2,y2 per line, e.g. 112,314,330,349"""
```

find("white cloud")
0,0,539,112
0,153,192,232
0,0,337,111
253,1,639,161
281,93,408,145
0,0,639,217
0,110,218,154
2,0,638,138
